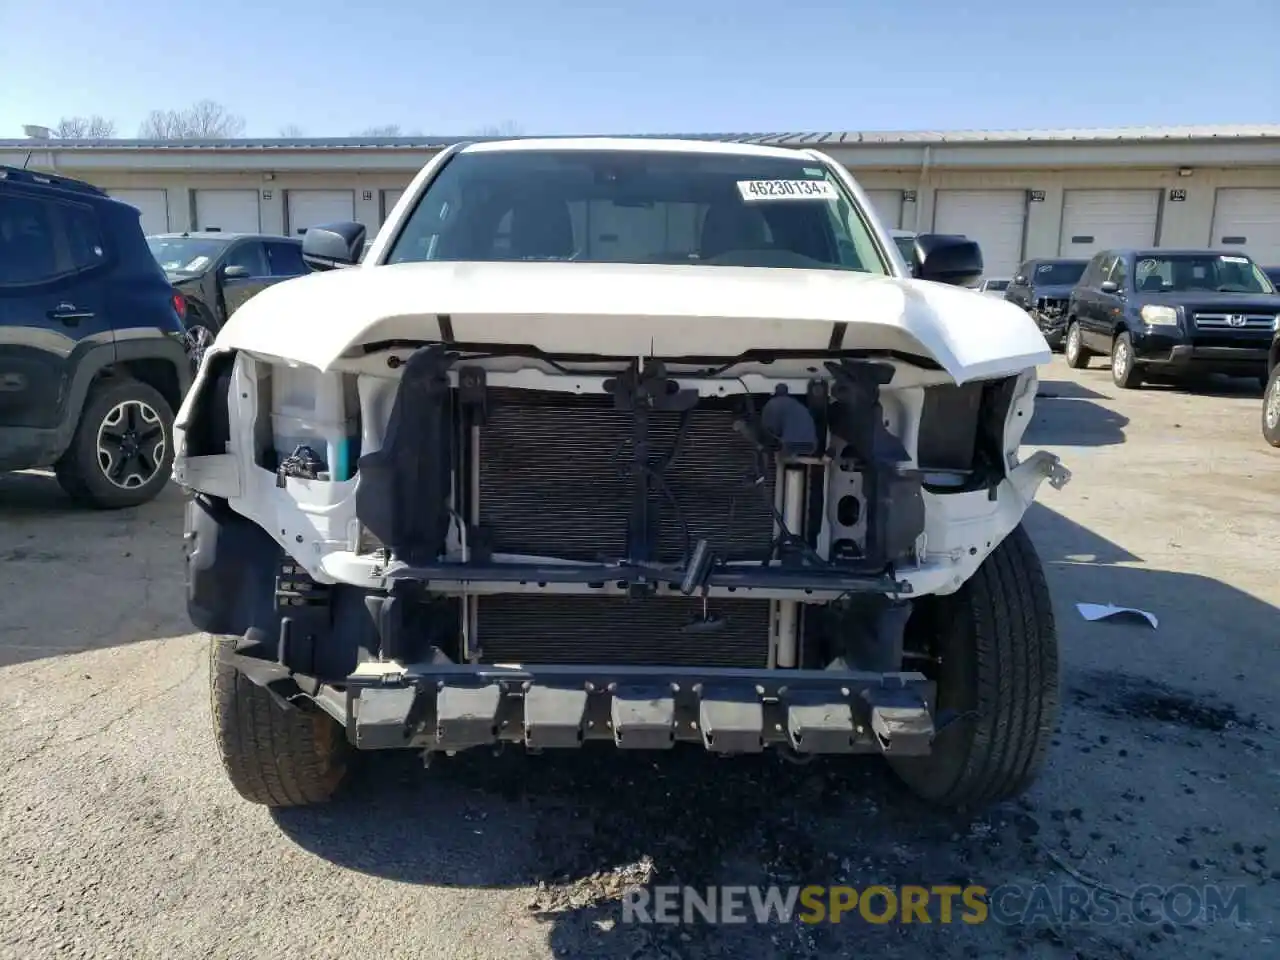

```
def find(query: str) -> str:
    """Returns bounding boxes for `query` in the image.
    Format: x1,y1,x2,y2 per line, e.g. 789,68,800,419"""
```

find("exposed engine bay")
179,340,1068,685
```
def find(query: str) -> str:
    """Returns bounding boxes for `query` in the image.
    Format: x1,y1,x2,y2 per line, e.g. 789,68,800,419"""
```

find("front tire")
55,377,174,509
1110,332,1142,389
1262,365,1280,448
890,525,1060,810
1064,322,1089,368
209,634,352,807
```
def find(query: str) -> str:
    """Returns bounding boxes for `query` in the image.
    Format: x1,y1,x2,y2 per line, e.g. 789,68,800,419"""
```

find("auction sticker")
737,179,836,202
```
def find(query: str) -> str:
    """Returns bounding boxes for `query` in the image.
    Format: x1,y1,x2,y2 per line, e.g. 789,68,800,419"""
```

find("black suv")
1063,248,1280,389
147,232,308,367
1004,258,1088,349
0,165,191,507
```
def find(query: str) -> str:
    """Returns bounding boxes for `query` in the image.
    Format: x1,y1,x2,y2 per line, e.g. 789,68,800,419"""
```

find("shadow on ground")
0,472,188,668
271,502,1276,957
1026,379,1129,448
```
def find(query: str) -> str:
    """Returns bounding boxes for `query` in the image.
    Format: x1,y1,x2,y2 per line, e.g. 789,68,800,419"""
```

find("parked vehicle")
1005,258,1088,349
0,165,191,507
1263,323,1280,447
1063,249,1279,389
147,232,308,368
978,278,1010,296
175,137,1069,811
1264,266,1280,288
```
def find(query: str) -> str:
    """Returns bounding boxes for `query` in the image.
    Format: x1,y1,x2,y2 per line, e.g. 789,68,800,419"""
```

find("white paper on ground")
1076,602,1159,630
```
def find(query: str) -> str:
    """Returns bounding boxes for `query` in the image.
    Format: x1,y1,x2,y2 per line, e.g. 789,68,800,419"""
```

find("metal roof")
4,124,1280,151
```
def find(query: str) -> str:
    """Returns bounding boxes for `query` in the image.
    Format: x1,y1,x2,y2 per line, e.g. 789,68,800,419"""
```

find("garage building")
4,124,1279,277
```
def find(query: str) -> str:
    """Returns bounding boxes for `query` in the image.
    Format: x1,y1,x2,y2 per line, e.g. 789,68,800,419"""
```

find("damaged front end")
1031,296,1071,347
177,339,1069,761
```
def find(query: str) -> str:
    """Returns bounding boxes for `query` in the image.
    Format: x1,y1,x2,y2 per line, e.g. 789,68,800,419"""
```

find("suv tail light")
171,290,187,321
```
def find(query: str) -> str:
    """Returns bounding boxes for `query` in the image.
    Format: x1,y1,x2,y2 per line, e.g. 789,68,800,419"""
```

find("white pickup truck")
175,137,1069,810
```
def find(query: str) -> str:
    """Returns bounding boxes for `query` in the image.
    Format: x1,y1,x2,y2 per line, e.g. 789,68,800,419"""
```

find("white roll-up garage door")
108,189,169,235
862,190,903,229
1211,188,1280,266
287,190,356,237
1058,189,1160,258
193,189,261,233
932,190,1026,279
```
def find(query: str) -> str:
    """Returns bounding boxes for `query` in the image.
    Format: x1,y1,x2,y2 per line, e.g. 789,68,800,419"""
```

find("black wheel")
209,634,352,807
183,305,217,372
891,525,1060,810
1110,332,1142,389
54,377,174,509
1064,322,1089,368
1262,366,1280,448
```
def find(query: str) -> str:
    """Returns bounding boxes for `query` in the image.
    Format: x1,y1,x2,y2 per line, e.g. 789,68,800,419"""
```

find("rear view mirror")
911,234,984,287
1013,274,1027,285
1100,280,1119,294
302,221,367,271
222,264,250,280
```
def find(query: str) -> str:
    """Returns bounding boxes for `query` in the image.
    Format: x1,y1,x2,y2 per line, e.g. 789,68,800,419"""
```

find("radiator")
476,594,773,667
476,388,776,564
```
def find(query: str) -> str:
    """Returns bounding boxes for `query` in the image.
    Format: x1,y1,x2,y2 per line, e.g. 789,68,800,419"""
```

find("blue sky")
3,0,1278,139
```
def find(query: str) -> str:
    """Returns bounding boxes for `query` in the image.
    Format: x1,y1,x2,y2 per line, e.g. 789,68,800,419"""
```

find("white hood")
212,260,1050,383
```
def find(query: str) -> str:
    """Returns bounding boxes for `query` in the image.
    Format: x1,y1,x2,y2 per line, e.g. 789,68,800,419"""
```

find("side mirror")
911,234,984,286
1013,274,1028,285
1100,280,1119,294
302,221,367,271
222,264,250,280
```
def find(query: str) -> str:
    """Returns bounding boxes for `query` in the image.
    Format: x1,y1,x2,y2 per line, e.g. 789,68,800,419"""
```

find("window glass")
223,241,269,276
147,237,229,273
62,201,108,271
1106,257,1128,287
0,194,60,285
1133,254,1272,294
265,241,306,276
1033,260,1087,285
388,149,889,274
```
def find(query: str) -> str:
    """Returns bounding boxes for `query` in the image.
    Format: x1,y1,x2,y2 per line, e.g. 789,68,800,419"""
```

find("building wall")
10,147,1280,262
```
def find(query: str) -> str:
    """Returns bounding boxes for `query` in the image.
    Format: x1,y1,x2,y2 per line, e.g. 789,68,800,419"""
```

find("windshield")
893,235,915,262
385,149,889,273
985,279,1009,291
1133,254,1276,294
1032,261,1086,285
147,237,228,273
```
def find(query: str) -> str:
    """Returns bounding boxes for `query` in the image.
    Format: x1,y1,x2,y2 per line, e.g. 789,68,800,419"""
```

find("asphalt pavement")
1,356,1276,960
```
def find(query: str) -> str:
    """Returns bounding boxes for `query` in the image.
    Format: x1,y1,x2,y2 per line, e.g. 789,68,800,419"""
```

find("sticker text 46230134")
736,180,837,202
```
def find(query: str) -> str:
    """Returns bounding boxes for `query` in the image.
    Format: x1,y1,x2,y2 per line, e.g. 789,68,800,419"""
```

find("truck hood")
211,260,1051,384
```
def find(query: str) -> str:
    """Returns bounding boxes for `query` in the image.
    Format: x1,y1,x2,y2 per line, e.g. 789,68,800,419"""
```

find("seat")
508,198,575,260
699,202,769,260
1139,274,1164,292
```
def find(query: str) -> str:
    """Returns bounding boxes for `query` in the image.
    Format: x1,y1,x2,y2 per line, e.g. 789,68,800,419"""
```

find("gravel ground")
1,356,1277,960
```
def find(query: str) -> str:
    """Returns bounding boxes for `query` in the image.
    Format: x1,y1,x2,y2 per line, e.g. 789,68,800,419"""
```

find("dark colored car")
1004,258,1089,349
0,164,191,507
1063,248,1280,389
147,232,308,367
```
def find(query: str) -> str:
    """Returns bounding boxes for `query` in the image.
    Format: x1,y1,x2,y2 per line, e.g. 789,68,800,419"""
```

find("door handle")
48,303,95,324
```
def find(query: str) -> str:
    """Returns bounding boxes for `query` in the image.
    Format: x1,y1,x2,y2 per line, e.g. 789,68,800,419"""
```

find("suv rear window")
0,193,106,285
386,149,889,274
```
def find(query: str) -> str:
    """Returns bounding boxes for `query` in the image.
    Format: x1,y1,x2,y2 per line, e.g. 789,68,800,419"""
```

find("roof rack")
0,164,109,197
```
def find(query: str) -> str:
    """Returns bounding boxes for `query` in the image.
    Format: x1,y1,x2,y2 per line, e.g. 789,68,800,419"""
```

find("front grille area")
476,595,772,667
477,388,776,563
1192,312,1275,331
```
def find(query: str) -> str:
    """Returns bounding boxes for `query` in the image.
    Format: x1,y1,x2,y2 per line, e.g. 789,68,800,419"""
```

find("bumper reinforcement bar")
344,663,938,757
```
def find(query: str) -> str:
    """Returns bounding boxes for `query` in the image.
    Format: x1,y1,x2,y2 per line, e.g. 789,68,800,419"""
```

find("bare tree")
476,120,523,137
138,100,246,139
279,123,306,137
356,124,403,137
55,115,117,139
